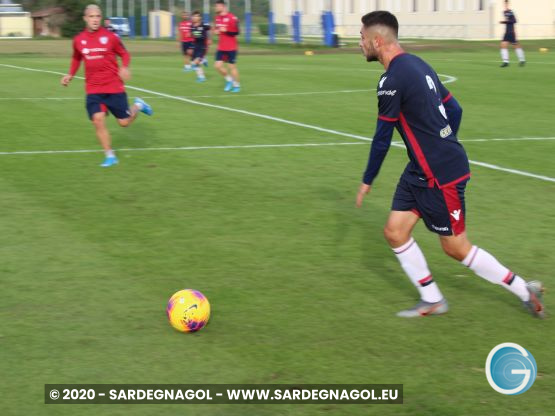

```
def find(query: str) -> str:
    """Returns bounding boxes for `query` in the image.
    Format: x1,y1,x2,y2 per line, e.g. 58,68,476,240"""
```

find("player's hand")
356,183,372,208
60,74,73,87
119,67,131,81
220,26,227,33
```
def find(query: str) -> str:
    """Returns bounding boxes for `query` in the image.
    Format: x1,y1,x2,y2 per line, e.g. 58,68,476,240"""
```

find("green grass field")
1,39,554,415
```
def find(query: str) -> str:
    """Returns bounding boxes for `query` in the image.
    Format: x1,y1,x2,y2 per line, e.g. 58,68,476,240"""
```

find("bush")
258,23,287,36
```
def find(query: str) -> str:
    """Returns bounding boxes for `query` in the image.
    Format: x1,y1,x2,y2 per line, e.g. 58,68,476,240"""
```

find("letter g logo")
485,343,537,395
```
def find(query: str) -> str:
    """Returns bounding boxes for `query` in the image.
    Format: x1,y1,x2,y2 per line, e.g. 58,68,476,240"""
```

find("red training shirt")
214,12,239,51
69,27,130,95
179,20,194,42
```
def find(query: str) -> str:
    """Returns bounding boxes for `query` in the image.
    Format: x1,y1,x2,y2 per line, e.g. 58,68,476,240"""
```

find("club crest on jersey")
100,36,108,45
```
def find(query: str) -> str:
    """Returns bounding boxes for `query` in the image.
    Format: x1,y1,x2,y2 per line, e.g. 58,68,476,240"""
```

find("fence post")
268,0,275,44
292,11,301,44
129,0,135,38
203,0,210,23
141,0,147,38
245,0,252,43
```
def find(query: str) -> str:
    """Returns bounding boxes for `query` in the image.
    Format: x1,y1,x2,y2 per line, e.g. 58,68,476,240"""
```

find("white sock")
134,101,144,111
501,48,509,63
105,150,115,158
233,81,240,87
195,66,205,78
393,238,443,303
462,246,529,301
225,75,233,82
185,64,191,69
515,48,525,62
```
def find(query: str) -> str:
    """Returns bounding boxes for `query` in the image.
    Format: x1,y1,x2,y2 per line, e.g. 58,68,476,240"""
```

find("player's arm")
114,36,131,81
438,82,463,136
61,40,82,86
356,120,395,207
226,17,240,36
357,76,401,207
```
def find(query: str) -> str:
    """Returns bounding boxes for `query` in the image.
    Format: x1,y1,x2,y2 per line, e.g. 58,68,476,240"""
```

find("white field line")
0,137,552,156
0,63,553,183
0,89,373,100
0,142,366,156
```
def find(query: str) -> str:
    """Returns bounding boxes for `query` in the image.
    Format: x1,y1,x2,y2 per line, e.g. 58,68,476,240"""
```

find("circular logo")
485,343,537,395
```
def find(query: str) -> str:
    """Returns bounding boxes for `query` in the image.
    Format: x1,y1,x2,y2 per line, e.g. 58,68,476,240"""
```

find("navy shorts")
391,178,468,236
86,93,130,120
182,41,194,54
193,47,207,60
215,50,237,64
503,32,517,44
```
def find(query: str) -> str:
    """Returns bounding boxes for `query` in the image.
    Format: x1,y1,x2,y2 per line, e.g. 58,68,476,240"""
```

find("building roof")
31,7,64,18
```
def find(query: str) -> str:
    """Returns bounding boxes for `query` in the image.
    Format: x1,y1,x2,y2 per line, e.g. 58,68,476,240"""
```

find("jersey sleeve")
228,16,240,36
68,38,82,76
438,80,452,104
377,76,401,122
113,35,130,67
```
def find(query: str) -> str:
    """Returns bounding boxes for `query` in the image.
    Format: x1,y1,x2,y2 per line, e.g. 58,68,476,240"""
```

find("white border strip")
1,63,553,183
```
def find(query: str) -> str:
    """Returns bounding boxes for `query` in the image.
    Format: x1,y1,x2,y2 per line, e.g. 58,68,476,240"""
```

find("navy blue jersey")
503,10,516,33
191,23,210,47
376,53,470,188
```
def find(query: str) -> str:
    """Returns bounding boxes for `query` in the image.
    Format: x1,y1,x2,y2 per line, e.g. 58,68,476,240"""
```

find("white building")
272,1,555,39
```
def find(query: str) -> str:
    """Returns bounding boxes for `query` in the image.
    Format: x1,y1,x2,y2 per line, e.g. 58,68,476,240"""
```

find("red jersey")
215,12,239,51
179,20,194,42
69,27,130,95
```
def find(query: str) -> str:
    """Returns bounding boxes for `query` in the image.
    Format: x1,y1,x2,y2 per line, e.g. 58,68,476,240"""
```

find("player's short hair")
192,10,201,16
84,4,101,16
361,11,399,38
215,0,226,5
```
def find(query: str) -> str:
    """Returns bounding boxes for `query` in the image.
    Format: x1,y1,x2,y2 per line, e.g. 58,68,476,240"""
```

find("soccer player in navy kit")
355,11,544,318
500,0,525,67
190,11,210,83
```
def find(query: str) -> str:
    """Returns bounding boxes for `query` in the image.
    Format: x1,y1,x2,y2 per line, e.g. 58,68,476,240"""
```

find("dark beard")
366,54,378,62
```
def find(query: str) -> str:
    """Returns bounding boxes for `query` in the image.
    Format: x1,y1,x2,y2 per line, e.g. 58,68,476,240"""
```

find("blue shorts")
193,47,207,60
503,32,517,44
391,178,468,236
215,50,237,64
86,93,130,120
182,41,194,54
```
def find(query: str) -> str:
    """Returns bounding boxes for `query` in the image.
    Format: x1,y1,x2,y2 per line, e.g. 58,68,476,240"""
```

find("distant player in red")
178,11,194,72
214,0,240,92
60,4,152,167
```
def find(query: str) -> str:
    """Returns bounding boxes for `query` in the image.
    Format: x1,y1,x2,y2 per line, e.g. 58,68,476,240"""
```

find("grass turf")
0,39,554,415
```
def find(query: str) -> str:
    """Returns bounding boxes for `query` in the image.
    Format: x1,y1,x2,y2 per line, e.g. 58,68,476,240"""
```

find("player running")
60,4,152,167
178,11,194,72
355,11,544,318
214,0,241,92
500,0,525,67
190,11,211,83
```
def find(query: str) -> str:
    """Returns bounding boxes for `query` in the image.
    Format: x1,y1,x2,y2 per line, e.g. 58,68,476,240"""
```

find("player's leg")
192,49,206,82
86,95,117,167
440,232,544,317
228,52,240,92
215,51,233,91
183,43,192,71
500,40,510,67
107,93,152,128
437,181,544,317
386,180,447,317
91,112,118,167
513,41,526,66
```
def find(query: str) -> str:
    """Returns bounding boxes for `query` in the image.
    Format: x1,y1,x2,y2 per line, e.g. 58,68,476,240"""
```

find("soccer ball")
166,289,210,333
